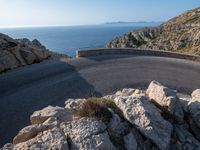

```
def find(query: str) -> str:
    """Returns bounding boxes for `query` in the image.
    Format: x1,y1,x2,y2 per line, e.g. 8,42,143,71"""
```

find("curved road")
0,54,200,146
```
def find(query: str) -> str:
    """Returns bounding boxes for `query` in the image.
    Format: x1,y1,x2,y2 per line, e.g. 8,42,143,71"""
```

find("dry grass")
76,98,112,124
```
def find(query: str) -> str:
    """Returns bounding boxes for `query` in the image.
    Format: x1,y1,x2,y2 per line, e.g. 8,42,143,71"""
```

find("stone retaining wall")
76,48,200,62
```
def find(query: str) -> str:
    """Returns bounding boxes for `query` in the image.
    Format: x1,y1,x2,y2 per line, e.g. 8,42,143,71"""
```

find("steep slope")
107,7,200,55
0,33,70,73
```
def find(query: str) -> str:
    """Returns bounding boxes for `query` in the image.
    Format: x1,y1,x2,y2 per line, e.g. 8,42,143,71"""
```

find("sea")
0,23,160,57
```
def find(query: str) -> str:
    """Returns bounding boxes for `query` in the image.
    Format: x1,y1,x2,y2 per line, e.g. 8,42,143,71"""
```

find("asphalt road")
0,54,200,146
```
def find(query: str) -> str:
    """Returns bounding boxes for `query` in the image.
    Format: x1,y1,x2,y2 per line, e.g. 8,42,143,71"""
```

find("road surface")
0,54,200,146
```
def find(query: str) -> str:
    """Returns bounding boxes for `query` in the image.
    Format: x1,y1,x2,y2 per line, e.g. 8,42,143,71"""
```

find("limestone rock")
14,127,68,150
114,94,172,149
65,98,86,112
146,80,184,121
0,50,20,72
188,89,200,127
13,117,59,144
30,106,72,124
115,88,136,96
107,7,200,55
187,89,200,140
0,33,69,73
61,117,116,150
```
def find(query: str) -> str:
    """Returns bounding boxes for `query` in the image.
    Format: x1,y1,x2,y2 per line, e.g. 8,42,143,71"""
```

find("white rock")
189,89,200,126
192,89,200,100
61,117,116,150
115,88,135,96
114,94,172,150
14,127,68,150
146,80,184,121
30,106,72,124
13,117,59,144
64,98,86,111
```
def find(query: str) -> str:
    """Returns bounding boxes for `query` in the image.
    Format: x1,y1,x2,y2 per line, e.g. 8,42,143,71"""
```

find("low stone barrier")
76,48,200,62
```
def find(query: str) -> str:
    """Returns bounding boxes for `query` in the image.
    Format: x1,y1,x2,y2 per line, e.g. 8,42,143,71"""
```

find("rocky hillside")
0,33,70,73
107,7,200,55
1,81,200,150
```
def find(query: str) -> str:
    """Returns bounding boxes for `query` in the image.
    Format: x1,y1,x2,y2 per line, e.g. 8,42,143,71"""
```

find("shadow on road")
0,59,101,147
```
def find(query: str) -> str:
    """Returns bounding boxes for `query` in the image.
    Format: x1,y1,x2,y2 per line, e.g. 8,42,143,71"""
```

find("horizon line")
0,21,164,29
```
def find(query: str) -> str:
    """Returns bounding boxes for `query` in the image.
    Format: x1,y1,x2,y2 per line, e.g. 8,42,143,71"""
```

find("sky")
0,0,200,27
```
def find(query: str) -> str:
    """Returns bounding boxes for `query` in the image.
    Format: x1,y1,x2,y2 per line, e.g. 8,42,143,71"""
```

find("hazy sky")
0,0,200,27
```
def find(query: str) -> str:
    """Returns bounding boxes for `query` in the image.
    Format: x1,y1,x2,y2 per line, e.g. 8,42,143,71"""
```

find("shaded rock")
146,80,184,121
114,94,172,149
0,50,20,72
32,39,46,49
107,109,129,149
61,117,116,150
107,109,129,136
123,132,137,150
0,33,70,73
171,125,200,150
14,127,68,150
31,106,72,124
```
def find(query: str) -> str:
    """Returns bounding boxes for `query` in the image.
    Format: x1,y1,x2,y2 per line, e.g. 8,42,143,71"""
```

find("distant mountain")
107,7,200,56
104,21,163,26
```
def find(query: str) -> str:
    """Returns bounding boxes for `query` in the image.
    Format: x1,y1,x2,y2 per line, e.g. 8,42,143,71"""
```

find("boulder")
189,90,200,123
146,80,184,121
61,117,116,150
14,127,68,150
114,93,172,150
13,117,59,144
187,89,200,140
0,50,20,72
30,106,72,124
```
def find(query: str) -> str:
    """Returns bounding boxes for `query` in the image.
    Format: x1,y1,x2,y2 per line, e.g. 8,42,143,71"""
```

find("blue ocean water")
0,24,159,57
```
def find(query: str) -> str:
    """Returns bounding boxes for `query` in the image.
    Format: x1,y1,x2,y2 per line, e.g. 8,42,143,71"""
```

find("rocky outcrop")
146,80,184,122
1,81,200,150
0,33,70,73
107,7,200,56
114,91,172,149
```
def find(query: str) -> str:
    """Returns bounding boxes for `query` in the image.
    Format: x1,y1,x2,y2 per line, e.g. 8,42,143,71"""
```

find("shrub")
76,98,112,124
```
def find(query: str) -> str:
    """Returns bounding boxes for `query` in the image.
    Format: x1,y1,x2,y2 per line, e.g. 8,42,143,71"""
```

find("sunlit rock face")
107,7,200,56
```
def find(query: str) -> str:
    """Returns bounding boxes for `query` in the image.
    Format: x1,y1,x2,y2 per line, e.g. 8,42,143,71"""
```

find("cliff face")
107,7,200,55
0,33,69,73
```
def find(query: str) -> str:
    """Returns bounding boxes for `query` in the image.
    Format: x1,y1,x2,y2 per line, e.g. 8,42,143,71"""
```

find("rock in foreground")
1,81,200,150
